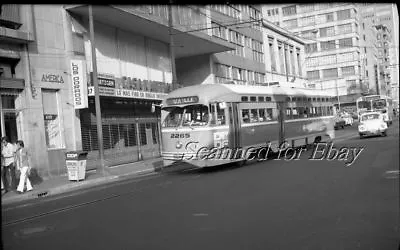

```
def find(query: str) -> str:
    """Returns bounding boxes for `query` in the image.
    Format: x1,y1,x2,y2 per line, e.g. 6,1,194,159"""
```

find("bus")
356,95,393,125
161,84,336,168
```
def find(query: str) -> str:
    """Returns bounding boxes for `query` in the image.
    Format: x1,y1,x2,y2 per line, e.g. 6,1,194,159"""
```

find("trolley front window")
162,105,210,128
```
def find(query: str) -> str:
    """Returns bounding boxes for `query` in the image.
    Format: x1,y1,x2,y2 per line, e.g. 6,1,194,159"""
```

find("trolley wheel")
314,136,322,143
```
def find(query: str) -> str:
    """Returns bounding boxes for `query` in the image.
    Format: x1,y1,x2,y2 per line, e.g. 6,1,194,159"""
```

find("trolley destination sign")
166,96,199,105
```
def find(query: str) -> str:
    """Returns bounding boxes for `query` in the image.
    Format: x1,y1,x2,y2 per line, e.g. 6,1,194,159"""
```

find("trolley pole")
89,5,106,175
168,0,178,90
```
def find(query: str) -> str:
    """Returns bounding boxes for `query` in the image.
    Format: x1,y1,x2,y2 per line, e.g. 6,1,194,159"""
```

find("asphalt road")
2,121,399,250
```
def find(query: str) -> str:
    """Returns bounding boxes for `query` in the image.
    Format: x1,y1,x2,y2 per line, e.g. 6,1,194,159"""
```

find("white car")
358,112,388,138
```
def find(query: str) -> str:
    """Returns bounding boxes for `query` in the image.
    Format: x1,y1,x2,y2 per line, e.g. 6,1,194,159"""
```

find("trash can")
65,151,88,181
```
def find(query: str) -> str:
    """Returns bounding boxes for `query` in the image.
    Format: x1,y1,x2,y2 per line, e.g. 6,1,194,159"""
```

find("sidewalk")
1,157,164,207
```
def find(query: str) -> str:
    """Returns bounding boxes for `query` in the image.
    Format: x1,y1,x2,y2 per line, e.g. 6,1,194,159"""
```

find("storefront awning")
0,88,21,96
0,78,25,89
64,5,235,59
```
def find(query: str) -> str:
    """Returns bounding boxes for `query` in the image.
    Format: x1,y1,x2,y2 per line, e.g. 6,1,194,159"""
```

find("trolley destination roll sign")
166,96,199,105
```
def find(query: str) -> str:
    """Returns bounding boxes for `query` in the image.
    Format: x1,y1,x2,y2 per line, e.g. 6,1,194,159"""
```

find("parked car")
358,112,388,138
334,115,346,130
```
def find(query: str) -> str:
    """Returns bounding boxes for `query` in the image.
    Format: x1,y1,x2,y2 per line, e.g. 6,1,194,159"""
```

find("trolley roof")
162,83,335,107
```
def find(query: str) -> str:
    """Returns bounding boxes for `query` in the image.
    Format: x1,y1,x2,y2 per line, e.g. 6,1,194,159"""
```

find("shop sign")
44,114,57,120
166,96,199,105
88,86,167,100
42,74,64,83
70,60,88,109
90,72,116,88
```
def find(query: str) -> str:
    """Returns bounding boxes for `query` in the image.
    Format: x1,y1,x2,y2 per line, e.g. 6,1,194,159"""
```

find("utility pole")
336,78,341,110
89,5,106,175
168,1,178,90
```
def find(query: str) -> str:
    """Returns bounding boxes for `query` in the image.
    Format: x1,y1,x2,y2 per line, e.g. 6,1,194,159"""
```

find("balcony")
65,5,235,59
0,5,34,43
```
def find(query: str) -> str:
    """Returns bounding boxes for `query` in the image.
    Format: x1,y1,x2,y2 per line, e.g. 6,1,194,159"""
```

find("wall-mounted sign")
70,60,88,109
166,96,199,105
89,72,116,88
42,74,64,83
87,86,167,100
44,114,57,120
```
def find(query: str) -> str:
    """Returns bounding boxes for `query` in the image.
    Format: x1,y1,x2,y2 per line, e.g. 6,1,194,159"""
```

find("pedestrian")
1,136,17,193
15,140,33,193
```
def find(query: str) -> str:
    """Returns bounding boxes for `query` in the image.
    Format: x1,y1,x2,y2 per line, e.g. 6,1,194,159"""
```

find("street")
2,122,399,250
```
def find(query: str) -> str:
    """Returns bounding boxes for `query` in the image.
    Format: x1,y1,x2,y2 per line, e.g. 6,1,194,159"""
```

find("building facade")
0,4,234,178
205,5,266,86
261,20,306,88
361,3,399,107
263,3,369,108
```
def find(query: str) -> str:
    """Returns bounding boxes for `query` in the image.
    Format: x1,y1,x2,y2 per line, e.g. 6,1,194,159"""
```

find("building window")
323,68,338,78
299,4,314,13
305,43,318,53
339,38,352,48
254,72,265,84
321,40,336,51
301,15,315,26
301,30,317,39
307,70,320,80
282,5,297,16
278,43,285,73
269,39,277,72
212,22,227,40
337,9,351,20
306,57,318,67
296,48,301,76
282,19,298,28
319,54,337,66
252,39,264,63
337,23,352,34
290,48,295,75
341,66,355,76
42,90,64,149
326,12,334,22
337,52,354,63
319,26,335,37
215,63,230,82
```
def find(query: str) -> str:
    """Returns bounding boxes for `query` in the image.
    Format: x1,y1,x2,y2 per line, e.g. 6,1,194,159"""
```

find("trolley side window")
210,103,226,126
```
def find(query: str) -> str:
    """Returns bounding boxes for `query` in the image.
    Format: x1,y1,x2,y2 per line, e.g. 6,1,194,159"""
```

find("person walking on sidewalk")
15,140,33,193
1,136,17,193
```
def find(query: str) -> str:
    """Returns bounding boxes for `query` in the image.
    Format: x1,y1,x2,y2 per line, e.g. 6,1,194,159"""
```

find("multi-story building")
206,5,266,86
261,20,307,88
0,5,234,178
361,3,399,107
263,3,369,110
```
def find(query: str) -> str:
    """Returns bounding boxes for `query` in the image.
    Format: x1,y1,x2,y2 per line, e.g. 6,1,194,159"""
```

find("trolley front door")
228,103,241,149
277,101,285,146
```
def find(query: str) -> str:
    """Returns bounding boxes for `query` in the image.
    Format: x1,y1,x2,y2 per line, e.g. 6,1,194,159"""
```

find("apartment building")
205,5,266,86
361,3,399,107
261,20,306,88
263,3,369,108
0,5,234,178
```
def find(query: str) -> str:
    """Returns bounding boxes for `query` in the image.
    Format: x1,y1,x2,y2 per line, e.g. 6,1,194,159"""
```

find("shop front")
81,84,166,168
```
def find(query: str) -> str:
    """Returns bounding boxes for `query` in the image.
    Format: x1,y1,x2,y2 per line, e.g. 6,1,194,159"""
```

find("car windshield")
361,114,380,121
162,105,209,128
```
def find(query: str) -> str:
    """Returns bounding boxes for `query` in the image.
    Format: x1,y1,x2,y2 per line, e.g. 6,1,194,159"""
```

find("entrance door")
277,101,286,146
228,103,241,149
0,94,19,143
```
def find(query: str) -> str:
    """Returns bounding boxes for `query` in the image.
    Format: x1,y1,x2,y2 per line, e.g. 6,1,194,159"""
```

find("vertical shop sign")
70,60,88,109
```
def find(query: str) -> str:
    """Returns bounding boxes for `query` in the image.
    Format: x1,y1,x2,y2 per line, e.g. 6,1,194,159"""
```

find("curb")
1,166,159,207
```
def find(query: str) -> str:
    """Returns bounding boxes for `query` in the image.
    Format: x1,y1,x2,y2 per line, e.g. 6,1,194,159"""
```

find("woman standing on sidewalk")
15,140,33,193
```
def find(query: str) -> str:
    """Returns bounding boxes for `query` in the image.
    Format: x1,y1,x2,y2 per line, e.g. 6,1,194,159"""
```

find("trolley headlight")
176,141,183,149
